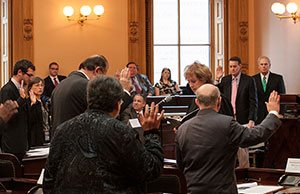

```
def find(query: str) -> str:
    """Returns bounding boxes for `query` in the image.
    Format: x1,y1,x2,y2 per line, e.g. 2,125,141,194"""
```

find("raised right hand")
265,91,280,113
139,102,165,131
0,100,18,123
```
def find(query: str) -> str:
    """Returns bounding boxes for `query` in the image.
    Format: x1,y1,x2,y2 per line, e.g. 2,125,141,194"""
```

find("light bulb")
287,2,298,13
271,2,285,15
80,5,92,16
94,5,104,16
63,6,74,17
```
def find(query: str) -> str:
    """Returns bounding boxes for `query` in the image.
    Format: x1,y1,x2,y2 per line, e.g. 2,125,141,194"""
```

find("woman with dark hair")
154,68,181,96
27,77,49,147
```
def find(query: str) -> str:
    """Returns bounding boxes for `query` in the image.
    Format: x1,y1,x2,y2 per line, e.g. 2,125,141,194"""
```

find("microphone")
156,95,173,106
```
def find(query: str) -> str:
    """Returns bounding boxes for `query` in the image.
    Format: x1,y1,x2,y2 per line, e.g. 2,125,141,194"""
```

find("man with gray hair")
44,75,164,194
176,84,281,194
253,56,286,124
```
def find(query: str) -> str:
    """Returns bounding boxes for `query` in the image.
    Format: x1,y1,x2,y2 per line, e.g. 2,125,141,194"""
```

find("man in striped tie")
126,62,155,97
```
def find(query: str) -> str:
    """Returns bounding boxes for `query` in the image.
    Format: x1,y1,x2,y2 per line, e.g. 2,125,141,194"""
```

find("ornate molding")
239,21,248,42
23,19,33,41
129,21,139,43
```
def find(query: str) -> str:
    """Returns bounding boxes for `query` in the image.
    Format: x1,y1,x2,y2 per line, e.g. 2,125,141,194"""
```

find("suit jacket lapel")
266,72,273,93
8,80,20,98
255,75,264,93
236,74,244,100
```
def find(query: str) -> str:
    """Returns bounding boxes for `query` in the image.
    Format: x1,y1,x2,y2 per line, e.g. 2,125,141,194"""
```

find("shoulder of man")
58,75,67,80
270,72,283,79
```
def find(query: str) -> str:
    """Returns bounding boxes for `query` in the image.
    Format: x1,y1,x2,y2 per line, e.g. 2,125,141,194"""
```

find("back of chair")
27,185,43,194
146,168,187,194
0,153,23,178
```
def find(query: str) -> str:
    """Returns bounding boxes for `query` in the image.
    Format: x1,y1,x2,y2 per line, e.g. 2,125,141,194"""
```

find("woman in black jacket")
27,77,50,148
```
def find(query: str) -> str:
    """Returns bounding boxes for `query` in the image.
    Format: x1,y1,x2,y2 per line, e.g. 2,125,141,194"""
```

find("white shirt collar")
232,72,241,80
260,71,270,83
78,70,90,80
50,75,59,83
11,77,21,90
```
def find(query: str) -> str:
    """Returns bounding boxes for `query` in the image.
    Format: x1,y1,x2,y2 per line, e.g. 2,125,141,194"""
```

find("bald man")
176,84,281,194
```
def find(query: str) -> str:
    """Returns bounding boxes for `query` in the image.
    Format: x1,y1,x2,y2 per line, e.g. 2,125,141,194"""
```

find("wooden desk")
22,155,47,180
235,167,285,185
264,118,300,169
0,178,36,194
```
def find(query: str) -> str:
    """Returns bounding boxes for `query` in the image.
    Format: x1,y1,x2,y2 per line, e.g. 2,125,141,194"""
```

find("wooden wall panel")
128,0,147,75
227,0,249,74
11,0,33,66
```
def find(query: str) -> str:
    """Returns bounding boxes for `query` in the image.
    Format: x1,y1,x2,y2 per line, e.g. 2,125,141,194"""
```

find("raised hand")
139,102,165,131
0,100,18,123
266,91,280,113
29,90,37,105
119,67,131,92
19,80,26,99
215,65,224,81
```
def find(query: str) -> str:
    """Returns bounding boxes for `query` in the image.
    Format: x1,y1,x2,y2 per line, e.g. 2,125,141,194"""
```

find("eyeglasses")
25,72,34,77
33,83,45,88
50,68,58,70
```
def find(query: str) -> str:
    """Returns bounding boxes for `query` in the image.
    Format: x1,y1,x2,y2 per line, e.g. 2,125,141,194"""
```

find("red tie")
54,78,58,87
131,78,141,94
231,77,237,115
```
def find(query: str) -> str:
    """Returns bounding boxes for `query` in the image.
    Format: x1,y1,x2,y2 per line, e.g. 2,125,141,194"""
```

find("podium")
264,94,300,169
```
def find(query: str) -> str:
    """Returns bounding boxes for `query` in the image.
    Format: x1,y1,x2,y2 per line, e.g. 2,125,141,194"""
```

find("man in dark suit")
43,62,66,100
217,57,257,126
0,59,35,160
51,55,109,134
217,56,258,167
44,75,164,194
120,94,146,125
176,84,281,194
51,55,132,135
253,56,286,124
126,62,155,97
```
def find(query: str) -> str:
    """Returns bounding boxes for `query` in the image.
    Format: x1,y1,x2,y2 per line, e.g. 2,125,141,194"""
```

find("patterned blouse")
155,80,178,95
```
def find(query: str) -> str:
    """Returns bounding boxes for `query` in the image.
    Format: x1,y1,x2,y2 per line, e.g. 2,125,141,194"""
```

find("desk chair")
146,168,187,194
0,153,23,178
27,185,43,194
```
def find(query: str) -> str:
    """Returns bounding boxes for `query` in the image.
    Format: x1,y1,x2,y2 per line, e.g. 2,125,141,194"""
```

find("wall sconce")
63,5,104,26
271,2,300,24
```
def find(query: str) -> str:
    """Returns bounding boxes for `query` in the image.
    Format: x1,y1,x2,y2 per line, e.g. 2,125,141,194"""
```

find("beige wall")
33,0,128,78
251,0,300,93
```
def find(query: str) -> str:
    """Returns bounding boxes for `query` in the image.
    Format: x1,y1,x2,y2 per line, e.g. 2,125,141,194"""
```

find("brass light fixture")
271,2,300,24
63,5,104,26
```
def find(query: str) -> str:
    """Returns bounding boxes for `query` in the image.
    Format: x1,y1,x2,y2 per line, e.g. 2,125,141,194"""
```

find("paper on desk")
37,169,44,185
285,158,300,173
164,158,176,164
237,182,258,190
26,147,49,157
238,185,283,194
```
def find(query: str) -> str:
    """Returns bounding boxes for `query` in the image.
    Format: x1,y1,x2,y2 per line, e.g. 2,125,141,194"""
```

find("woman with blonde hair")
182,61,233,122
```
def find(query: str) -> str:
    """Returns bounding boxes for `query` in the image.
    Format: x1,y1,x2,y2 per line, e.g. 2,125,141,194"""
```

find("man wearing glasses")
0,59,35,161
43,62,66,100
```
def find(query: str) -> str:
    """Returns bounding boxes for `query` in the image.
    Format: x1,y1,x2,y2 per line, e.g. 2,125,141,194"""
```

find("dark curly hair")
13,59,35,75
87,75,124,112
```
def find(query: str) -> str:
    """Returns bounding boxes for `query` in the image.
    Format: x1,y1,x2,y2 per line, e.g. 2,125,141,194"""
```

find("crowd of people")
0,54,286,193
